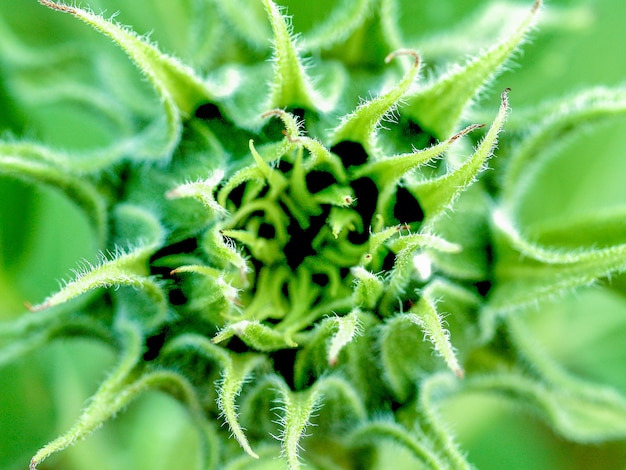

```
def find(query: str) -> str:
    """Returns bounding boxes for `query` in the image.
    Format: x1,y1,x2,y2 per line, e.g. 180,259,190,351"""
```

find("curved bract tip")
38,0,77,14
385,49,420,68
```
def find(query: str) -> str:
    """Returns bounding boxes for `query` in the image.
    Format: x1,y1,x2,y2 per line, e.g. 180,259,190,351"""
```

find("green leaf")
501,86,626,210
39,1,214,115
218,353,269,459
347,419,445,470
26,245,164,328
404,0,540,139
413,88,510,225
387,232,461,257
331,50,421,152
249,139,290,193
0,9,85,66
271,376,324,470
296,311,384,409
378,0,403,51
0,306,112,368
0,148,107,243
417,373,473,469
299,0,375,51
425,184,491,280
162,333,267,460
408,285,464,379
465,369,626,443
262,111,346,180
293,317,339,390
170,264,241,321
482,208,626,337
0,140,129,174
308,374,368,425
112,203,166,248
0,329,50,368
201,226,251,276
380,281,478,401
363,224,405,265
29,319,143,469
508,305,626,441
39,0,221,160
12,78,136,140
379,313,439,401
270,266,331,333
404,1,560,59
507,286,626,397
212,0,270,47
217,166,265,210
263,0,337,112
521,205,626,250
354,123,482,220
221,445,283,470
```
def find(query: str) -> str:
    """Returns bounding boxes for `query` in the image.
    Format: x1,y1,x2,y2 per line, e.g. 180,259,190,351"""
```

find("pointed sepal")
270,376,324,470
331,50,421,152
354,123,482,220
162,334,267,460
326,309,364,367
27,244,166,332
166,170,228,217
404,0,540,139
409,285,464,379
263,0,337,112
213,320,298,351
414,88,510,225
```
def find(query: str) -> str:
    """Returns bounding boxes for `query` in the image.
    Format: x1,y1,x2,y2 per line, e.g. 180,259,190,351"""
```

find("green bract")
1,0,626,468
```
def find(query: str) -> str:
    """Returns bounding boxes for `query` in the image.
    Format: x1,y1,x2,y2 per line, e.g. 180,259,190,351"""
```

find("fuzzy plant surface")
1,0,626,469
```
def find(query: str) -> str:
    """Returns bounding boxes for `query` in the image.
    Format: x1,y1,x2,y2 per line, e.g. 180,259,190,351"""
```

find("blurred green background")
1,0,625,469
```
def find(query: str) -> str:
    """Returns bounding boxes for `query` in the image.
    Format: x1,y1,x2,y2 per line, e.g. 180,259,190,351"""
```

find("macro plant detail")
1,0,626,468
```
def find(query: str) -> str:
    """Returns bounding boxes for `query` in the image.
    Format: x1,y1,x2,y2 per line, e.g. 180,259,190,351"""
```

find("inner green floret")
176,111,431,328
160,82,507,381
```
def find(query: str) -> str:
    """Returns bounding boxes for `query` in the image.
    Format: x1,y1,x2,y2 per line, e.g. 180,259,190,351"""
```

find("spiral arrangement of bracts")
1,1,626,469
